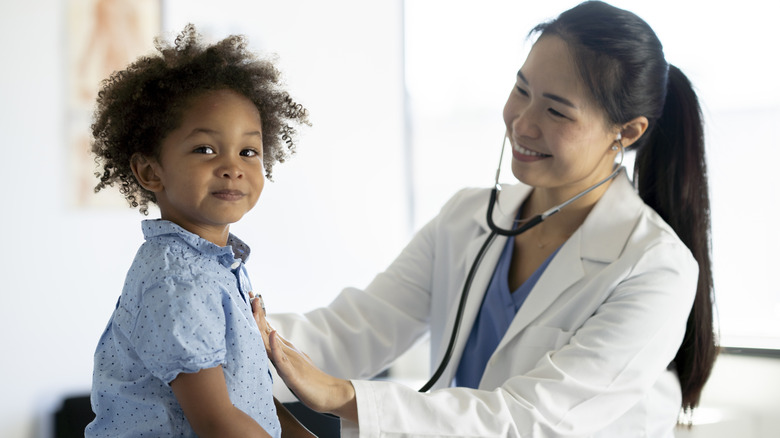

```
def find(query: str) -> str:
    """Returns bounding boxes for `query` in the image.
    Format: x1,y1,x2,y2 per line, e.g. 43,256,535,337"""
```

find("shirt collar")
141,219,251,264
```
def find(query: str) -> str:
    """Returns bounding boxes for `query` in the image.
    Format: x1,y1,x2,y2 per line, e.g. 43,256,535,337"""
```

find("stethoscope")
418,134,624,392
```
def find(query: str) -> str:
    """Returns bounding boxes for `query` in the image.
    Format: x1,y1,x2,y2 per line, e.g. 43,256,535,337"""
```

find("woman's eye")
194,146,215,154
515,85,529,96
548,108,567,118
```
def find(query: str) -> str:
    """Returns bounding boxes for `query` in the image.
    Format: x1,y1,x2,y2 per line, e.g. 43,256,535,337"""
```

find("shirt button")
230,261,241,270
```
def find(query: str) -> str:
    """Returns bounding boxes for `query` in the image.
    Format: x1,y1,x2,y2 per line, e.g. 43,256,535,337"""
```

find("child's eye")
193,145,215,154
240,148,260,158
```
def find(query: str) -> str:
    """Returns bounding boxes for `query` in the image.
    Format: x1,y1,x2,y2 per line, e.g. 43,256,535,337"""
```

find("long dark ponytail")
534,1,717,412
634,65,717,410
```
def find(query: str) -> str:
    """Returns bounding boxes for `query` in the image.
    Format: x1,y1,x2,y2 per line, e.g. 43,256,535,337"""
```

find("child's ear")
130,153,164,193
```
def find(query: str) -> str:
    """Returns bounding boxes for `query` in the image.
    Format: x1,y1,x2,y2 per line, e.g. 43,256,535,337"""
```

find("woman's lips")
512,142,551,162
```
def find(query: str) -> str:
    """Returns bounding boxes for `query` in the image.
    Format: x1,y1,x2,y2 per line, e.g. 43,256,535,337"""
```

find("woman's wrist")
329,379,358,423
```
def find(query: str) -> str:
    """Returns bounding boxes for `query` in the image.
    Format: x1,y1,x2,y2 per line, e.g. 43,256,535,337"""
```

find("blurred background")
0,0,778,436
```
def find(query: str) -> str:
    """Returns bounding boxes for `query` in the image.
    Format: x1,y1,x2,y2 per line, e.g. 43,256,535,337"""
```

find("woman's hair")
533,1,717,412
91,24,310,214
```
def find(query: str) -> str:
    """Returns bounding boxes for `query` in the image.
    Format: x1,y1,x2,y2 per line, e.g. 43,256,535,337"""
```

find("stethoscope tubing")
417,189,545,392
418,229,498,392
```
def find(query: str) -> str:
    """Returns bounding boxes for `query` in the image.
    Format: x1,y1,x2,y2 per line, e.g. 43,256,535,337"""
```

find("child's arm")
275,397,318,438
171,365,272,438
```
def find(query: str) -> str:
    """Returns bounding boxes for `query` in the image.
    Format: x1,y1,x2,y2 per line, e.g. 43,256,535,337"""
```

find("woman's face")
503,35,620,199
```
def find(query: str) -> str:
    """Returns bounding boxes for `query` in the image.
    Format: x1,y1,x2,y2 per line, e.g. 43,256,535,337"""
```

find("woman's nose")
504,100,540,139
509,108,540,139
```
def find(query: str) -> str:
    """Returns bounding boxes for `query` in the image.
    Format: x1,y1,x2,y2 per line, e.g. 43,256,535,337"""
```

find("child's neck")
191,225,231,247
162,217,231,247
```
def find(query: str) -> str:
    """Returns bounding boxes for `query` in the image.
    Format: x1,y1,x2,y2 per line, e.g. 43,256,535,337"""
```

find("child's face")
152,89,265,245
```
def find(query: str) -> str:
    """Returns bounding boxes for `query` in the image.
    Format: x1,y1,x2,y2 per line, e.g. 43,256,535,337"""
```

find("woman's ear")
617,116,649,149
130,153,164,193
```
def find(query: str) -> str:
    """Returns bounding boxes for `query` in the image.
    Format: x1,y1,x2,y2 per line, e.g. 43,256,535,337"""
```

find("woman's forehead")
520,36,589,107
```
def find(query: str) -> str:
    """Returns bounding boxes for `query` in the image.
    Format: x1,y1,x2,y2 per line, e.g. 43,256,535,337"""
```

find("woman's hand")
249,292,358,423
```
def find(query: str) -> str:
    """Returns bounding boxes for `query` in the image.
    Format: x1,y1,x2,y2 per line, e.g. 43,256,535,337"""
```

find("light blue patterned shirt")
86,220,280,437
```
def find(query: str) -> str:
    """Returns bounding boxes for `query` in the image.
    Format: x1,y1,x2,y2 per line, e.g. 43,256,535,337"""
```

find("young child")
85,25,312,437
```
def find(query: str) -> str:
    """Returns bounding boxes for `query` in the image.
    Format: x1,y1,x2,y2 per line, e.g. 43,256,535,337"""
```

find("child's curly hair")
91,24,310,215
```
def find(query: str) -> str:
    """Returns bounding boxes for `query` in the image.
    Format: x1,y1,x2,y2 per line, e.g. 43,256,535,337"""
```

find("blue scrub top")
454,232,559,389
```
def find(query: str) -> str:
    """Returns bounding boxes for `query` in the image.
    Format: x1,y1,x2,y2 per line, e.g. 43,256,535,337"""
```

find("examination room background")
0,1,778,437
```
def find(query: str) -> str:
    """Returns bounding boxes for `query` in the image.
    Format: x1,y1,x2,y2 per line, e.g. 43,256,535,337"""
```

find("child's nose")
218,158,243,179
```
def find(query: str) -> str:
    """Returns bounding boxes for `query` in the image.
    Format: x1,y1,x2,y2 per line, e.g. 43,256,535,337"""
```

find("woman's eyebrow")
517,70,579,109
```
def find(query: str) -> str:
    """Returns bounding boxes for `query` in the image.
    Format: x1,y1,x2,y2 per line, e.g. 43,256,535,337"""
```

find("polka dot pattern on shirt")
86,219,280,437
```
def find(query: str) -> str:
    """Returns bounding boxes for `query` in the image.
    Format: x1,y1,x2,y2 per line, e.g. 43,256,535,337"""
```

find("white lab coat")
269,169,698,437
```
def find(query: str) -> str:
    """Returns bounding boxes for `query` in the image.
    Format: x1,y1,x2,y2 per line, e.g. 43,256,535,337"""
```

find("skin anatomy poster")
66,0,161,209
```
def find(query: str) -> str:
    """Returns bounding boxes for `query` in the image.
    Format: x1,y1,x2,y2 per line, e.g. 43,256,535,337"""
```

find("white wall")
0,1,406,437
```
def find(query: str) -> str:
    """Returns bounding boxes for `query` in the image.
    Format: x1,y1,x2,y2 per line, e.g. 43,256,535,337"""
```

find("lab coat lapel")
433,183,533,389
500,230,585,345
492,170,642,357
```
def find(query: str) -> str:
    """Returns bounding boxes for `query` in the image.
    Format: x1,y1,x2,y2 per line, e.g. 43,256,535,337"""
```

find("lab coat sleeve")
343,239,698,438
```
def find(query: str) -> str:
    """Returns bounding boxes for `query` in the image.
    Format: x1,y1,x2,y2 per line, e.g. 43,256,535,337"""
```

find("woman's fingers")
245,295,356,420
269,331,312,368
249,291,272,351
267,330,355,420
273,331,295,349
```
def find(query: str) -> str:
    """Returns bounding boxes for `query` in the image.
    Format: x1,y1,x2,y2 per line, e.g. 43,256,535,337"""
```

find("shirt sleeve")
114,272,227,384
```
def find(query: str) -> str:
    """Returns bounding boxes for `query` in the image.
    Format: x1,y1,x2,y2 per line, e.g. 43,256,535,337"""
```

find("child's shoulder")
120,233,215,309
121,220,228,295
137,220,205,259
132,233,201,273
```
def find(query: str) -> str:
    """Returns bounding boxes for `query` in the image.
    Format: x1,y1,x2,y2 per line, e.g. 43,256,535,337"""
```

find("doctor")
257,2,717,436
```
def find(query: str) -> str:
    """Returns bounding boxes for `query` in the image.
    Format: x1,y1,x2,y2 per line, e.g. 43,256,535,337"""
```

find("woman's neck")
522,179,613,238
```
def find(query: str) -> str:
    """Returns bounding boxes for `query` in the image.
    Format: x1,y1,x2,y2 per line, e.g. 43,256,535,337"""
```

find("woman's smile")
512,141,552,162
